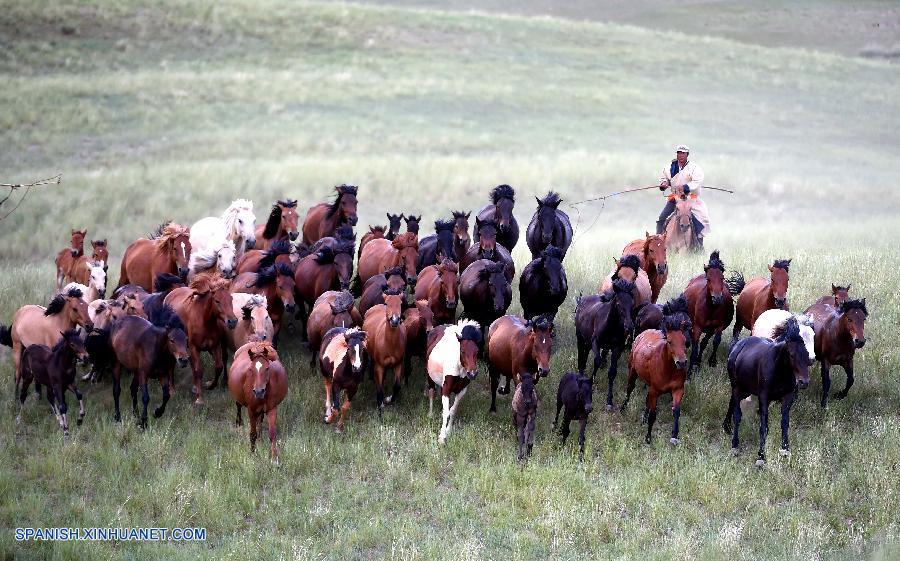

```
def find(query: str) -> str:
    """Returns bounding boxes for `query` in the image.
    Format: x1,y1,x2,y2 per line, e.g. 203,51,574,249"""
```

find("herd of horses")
0,184,869,466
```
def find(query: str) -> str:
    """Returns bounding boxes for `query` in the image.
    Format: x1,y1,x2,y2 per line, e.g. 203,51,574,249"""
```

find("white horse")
190,199,256,266
426,319,482,444
63,266,105,304
187,238,236,280
752,309,816,362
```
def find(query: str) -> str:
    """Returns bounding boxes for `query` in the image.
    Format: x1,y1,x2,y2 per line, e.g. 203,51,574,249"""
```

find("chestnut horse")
417,219,457,271
235,238,294,276
599,254,651,308
307,290,362,366
621,315,692,445
812,283,851,308
732,259,792,342
358,266,407,317
90,239,109,272
358,232,419,287
425,319,482,444
319,327,368,432
227,293,274,352
804,298,868,408
302,184,359,245
362,290,407,413
459,259,512,334
414,259,459,325
487,314,554,413
683,250,737,373
231,263,296,343
54,229,86,289
525,191,572,260
359,225,386,259
118,222,191,292
473,184,519,252
622,232,668,303
255,199,299,250
228,341,288,461
164,273,237,404
519,245,567,320
294,241,355,337
461,219,515,282
664,197,700,253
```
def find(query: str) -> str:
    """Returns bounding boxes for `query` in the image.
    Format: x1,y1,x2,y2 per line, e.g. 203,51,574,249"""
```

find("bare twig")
0,174,62,221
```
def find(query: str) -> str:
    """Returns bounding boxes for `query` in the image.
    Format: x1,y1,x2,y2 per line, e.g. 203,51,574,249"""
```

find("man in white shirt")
655,145,710,243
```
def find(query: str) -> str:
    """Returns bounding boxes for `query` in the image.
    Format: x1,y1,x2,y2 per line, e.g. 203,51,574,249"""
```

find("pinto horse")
622,232,668,303
417,219,457,271
664,197,700,253
307,290,362,366
320,327,368,432
294,241,355,337
426,319,482,444
359,266,407,317
724,316,810,466
164,273,237,404
118,222,191,292
414,259,459,326
54,229,86,289
459,259,512,334
362,289,407,413
683,250,736,373
732,259,792,342
487,314,554,413
231,263,296,343
474,184,519,252
235,238,294,276
358,232,419,287
519,245,567,320
525,191,573,260
812,283,851,308
599,254,651,308
302,184,359,245
228,341,288,461
255,199,299,250
460,219,515,282
804,298,868,408
621,315,692,445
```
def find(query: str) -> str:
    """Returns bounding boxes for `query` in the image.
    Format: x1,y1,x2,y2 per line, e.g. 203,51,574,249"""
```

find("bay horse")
18,329,89,436
228,341,288,461
622,232,668,303
358,232,419,287
109,307,189,428
227,293,274,353
417,219,457,271
403,299,435,377
319,327,368,432
723,316,810,466
732,258,792,342
459,259,512,334
191,198,256,261
519,245,567,320
487,314,554,413
231,263,296,343
164,273,238,404
385,213,403,241
425,319,482,444
683,250,737,373
294,240,356,337
307,290,362,366
599,254,651,308
473,184,519,252
235,238,294,276
664,196,700,253
362,289,407,413
812,283,851,308
359,225,386,259
358,266,407,317
621,315,692,445
117,222,191,292
460,219,515,282
512,370,537,461
525,191,573,260
414,259,459,325
804,298,868,408
574,278,635,408
451,210,471,261
404,214,421,235
301,184,359,245
90,239,109,273
554,372,594,461
54,229,86,289
255,199,299,250
634,293,690,336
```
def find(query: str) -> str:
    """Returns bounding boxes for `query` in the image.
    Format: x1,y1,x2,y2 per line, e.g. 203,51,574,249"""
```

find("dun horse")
302,184,359,245
664,197,700,253
525,191,572,260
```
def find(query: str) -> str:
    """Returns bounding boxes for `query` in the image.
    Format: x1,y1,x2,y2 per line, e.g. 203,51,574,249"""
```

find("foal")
319,327,368,432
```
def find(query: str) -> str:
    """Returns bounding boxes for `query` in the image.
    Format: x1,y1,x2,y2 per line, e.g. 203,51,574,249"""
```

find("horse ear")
465,211,470,219
535,196,542,206
645,231,650,239
768,265,774,272
831,283,837,291
846,283,851,290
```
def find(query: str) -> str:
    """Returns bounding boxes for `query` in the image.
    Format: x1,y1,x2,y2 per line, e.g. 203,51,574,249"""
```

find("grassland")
1,1,899,559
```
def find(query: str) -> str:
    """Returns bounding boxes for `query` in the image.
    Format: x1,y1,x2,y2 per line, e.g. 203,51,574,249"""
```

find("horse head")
334,185,359,227
386,213,404,239
526,314,555,381
452,211,471,247
455,321,482,380
476,218,498,259
383,266,407,294
90,239,109,270
491,184,515,232
226,199,257,251
769,259,791,309
274,263,297,314
382,289,404,328
662,316,691,370
392,233,419,285
831,283,851,307
644,231,668,275
577,374,594,414
535,191,562,245
776,317,810,390
437,258,459,310
277,199,300,241
85,260,107,299
704,250,727,306
414,299,435,333
334,241,355,291
248,341,279,400
163,225,192,279
433,219,456,262
343,328,367,373
158,306,189,367
540,245,565,296
242,295,271,342
611,278,636,332
404,214,421,235
70,229,87,256
840,298,868,349
519,371,536,409
479,261,509,313
192,274,237,329
60,286,93,331
59,328,89,365
674,198,693,235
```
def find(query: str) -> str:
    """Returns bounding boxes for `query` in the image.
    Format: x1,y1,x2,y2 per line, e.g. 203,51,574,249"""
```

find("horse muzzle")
466,370,478,380
674,358,688,370
349,216,358,226
70,249,78,257
177,357,189,368
99,289,107,299
178,267,189,279
775,298,787,309
445,299,457,309
339,281,350,291
796,378,810,390
710,294,723,306
226,318,238,329
657,263,668,275
854,338,866,349
289,231,299,241
252,387,267,400
537,367,549,380
406,275,417,285
285,303,297,314
245,239,256,251
389,316,401,328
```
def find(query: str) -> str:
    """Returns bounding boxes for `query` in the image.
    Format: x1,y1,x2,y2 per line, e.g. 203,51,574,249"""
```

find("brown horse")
732,259,792,341
164,273,238,404
54,229,86,289
302,184,359,245
487,314,554,413
230,264,296,343
319,327,368,432
599,254,652,308
621,315,691,444
118,222,191,292
362,290,407,413
459,219,515,282
235,238,294,276
359,225,386,259
451,211,471,261
226,293,274,353
358,232,419,287
414,259,459,325
664,197,699,253
358,266,407,316
622,232,668,303
812,284,851,308
683,250,737,373
228,341,288,461
307,290,362,366
403,299,435,376
90,239,109,272
294,241,355,338
255,199,299,250
804,298,868,408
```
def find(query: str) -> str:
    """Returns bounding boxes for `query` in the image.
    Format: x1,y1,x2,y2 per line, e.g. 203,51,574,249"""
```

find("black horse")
723,316,810,466
459,259,512,334
634,293,691,336
417,219,457,271
460,219,515,282
473,184,519,252
574,278,635,409
519,245,567,320
404,214,421,235
385,213,403,241
525,191,573,260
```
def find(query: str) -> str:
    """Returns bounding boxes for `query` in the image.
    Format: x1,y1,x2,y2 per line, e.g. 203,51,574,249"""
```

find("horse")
403,299,435,377
512,371,538,461
450,211,471,261
54,229,86,289
473,184,519,252
664,196,700,253
812,283,851,308
487,314,554,413
90,239,109,273
108,307,190,428
414,259,459,326
723,316,810,466
574,278,635,409
309,224,356,255
803,298,868,408
634,294,691,336
358,232,419,287
554,372,594,461
294,241,356,337
622,232,668,303
599,254,652,308
81,297,148,383
307,290,362,366
732,259,792,342
255,199,299,250
358,266,407,317
683,250,737,373
404,214,421,235
525,191,573,260
459,259,512,334
235,238,295,276
228,341,288,461
226,293,274,355
460,219,515,282
164,273,237,404
385,213,403,241
752,310,815,362
319,327,367,432
359,225,386,259
417,219,457,271
117,222,191,292
190,199,256,264
621,315,692,445
362,289,407,413
425,319,482,444
121,272,184,321
187,237,236,280
63,258,107,301
519,245,567,320
18,329,89,436
302,184,359,245
230,263,296,343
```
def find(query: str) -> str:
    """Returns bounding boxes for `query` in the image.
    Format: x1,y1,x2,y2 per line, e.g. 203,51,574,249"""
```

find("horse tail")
725,271,745,296
0,324,12,347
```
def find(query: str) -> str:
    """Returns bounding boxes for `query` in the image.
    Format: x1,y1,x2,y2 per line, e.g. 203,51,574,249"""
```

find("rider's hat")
675,144,690,153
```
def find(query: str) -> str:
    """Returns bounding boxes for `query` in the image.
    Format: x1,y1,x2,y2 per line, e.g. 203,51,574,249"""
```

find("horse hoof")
833,392,847,400
644,436,652,445
779,448,790,457
670,437,680,446
731,447,739,457
76,418,83,426
497,387,509,396
384,395,393,405
64,431,70,438
153,408,164,419
722,424,731,435
605,404,614,412
193,398,204,406
755,458,766,467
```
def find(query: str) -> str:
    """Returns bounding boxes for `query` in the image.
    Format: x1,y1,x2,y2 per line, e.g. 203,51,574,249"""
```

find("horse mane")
92,239,107,247
434,219,455,233
490,184,515,204
52,329,82,352
189,272,229,294
383,287,405,297
149,221,171,239
529,314,554,332
662,314,691,334
190,244,224,272
616,254,641,277
153,273,183,292
368,225,386,235
707,250,726,271
248,340,279,362
538,191,562,208
262,201,293,240
343,326,366,343
438,259,459,273
258,238,293,268
772,259,791,272
326,184,358,218
391,232,418,250
840,298,868,317
772,316,803,344
541,245,563,261
254,264,291,287
477,218,498,231
450,318,482,344
333,224,356,242
240,294,267,319
222,198,253,233
662,294,689,315
314,246,336,264
383,265,405,279
150,305,186,332
612,277,635,294
478,260,506,278
330,291,356,315
45,287,84,316
335,238,356,256
452,210,470,219
153,222,189,251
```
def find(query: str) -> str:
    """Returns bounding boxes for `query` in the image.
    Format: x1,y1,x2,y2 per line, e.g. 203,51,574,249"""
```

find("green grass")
1,1,899,559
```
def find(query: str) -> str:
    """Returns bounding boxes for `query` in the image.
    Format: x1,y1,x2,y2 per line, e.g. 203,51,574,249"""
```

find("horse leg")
730,392,743,454
597,349,609,369
501,375,511,395
723,391,737,435
731,318,743,346
591,343,604,382
206,344,225,391
17,371,32,422
68,384,85,426
688,328,701,376
834,364,854,400
644,388,659,444
516,413,526,461
670,387,684,445
820,362,832,408
427,376,436,418
386,361,404,405
578,417,588,462
112,363,122,422
605,346,624,410
438,393,452,444
154,375,171,418
324,378,336,424
235,403,242,426
697,332,712,368
756,395,770,466
779,393,795,457
708,331,724,368
189,346,205,405
140,377,150,429
561,413,571,446
488,364,500,413
525,410,536,458
621,364,638,412
57,384,70,437
444,386,468,443
337,399,351,433
248,408,258,453
374,364,385,417
267,408,279,462
130,375,139,415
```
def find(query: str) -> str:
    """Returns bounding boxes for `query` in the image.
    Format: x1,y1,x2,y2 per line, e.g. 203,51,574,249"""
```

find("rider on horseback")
656,145,710,247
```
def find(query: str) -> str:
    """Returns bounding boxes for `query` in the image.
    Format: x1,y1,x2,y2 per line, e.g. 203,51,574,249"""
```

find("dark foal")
554,372,594,461
511,371,538,461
